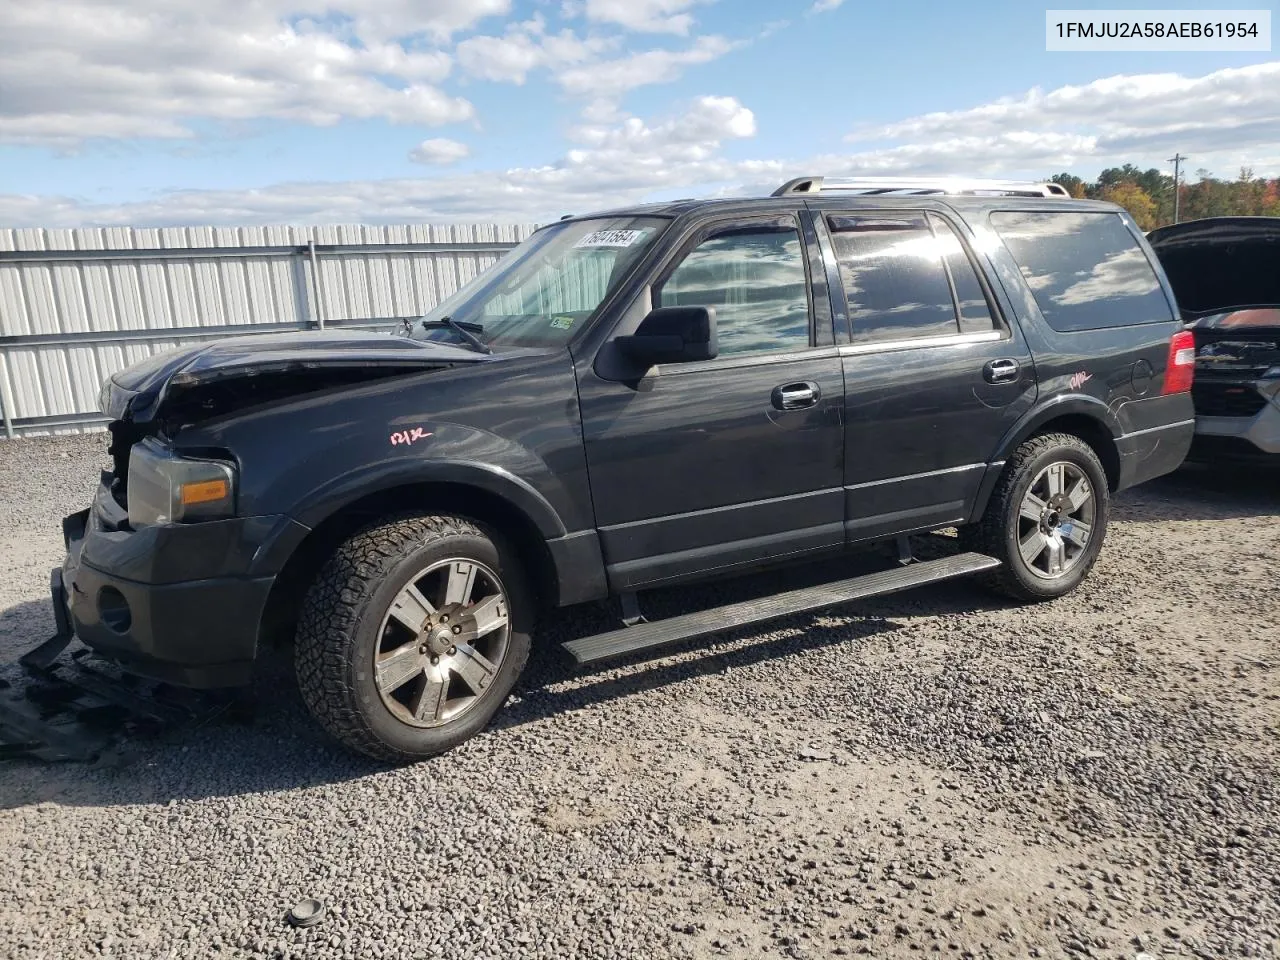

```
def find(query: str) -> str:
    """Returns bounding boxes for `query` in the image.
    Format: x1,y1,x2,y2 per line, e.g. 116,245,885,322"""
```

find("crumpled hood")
102,329,487,422
1147,217,1280,317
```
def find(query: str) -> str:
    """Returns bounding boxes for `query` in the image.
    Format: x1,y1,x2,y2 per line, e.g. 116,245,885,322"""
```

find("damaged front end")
47,329,488,692
98,329,483,512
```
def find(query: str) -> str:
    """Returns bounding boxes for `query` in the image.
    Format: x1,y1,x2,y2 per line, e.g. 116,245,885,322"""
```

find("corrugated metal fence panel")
0,223,536,436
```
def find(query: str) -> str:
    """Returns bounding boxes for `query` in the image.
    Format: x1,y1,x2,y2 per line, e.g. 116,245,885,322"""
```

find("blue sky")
0,0,1276,226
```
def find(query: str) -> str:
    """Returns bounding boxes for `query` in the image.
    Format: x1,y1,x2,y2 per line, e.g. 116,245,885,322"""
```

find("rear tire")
295,513,531,762
963,433,1109,602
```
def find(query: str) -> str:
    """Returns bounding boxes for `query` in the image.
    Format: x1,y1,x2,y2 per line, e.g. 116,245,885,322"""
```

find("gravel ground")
1,434,1277,960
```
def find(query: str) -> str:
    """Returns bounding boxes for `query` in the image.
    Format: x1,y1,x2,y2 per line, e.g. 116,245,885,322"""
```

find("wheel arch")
258,477,566,653
997,396,1121,489
969,398,1122,525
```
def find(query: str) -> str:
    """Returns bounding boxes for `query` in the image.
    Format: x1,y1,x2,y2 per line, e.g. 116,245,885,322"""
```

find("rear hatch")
1147,218,1280,417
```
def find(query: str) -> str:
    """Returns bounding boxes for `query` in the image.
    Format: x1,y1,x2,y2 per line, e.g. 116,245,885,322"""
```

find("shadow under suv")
49,176,1196,760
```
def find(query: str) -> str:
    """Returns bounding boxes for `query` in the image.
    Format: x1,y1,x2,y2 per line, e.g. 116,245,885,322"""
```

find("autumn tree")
1100,181,1159,230
1045,166,1280,226
1263,180,1280,217
1050,173,1088,198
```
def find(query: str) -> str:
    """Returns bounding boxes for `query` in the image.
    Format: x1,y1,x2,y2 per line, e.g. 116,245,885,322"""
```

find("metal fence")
0,223,535,437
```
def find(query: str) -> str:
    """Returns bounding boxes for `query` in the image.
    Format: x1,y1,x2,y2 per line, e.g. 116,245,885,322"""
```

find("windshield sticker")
390,427,432,447
550,316,575,330
574,229,646,248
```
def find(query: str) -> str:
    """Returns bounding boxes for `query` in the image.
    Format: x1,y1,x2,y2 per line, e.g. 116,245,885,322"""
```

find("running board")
564,552,1000,665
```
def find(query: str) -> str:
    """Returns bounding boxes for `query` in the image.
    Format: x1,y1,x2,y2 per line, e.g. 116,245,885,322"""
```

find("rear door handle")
771,381,820,410
983,359,1020,384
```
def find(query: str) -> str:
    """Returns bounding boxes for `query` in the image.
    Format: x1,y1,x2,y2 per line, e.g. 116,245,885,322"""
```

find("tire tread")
963,432,1107,602
294,514,529,762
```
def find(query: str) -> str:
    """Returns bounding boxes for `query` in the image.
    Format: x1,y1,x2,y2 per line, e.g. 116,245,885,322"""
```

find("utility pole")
1167,153,1185,223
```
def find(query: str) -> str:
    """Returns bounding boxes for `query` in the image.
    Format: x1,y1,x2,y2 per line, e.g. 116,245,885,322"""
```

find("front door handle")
772,381,820,410
983,358,1020,384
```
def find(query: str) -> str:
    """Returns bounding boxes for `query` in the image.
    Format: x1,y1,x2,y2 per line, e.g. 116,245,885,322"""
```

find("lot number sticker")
574,229,646,248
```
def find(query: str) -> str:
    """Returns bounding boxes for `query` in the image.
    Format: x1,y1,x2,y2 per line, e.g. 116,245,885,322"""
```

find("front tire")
963,433,1109,602
295,514,532,762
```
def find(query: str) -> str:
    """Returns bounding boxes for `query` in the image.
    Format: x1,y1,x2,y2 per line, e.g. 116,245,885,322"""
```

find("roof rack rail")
772,176,1070,198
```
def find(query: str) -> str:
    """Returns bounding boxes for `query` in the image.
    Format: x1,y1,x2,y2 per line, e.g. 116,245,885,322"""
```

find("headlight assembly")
127,438,237,526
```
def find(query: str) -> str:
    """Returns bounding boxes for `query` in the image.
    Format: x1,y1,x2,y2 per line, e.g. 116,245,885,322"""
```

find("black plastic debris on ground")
0,642,244,763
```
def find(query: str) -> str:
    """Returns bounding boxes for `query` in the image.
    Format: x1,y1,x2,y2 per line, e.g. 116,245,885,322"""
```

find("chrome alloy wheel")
373,559,510,728
1017,461,1097,580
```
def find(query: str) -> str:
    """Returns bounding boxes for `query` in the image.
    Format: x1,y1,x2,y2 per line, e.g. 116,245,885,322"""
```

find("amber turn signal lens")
180,479,229,505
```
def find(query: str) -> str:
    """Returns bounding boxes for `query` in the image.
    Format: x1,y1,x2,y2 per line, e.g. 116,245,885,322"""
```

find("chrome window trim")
839,329,1003,357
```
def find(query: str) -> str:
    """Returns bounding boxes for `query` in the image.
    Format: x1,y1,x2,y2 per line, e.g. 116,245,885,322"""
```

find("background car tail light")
1162,330,1196,395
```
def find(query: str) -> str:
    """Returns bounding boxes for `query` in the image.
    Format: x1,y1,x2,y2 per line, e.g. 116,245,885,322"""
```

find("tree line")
1048,166,1280,230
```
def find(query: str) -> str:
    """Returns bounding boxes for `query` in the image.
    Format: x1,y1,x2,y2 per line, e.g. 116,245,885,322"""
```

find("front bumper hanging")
16,569,76,673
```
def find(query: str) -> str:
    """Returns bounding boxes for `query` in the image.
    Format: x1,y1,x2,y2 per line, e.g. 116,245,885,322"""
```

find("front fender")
180,407,581,539
291,456,568,538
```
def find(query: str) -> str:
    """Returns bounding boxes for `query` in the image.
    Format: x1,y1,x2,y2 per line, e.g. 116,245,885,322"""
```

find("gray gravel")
1,433,1278,960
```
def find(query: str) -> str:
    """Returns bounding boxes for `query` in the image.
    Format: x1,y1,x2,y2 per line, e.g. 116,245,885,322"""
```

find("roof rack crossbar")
771,176,1069,198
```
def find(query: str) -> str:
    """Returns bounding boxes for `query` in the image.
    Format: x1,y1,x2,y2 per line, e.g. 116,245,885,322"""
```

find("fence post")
0,352,16,439
308,239,326,329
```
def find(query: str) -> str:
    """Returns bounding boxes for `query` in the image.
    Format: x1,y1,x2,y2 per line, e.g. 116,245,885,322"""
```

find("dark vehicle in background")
52,176,1196,760
1148,217,1280,462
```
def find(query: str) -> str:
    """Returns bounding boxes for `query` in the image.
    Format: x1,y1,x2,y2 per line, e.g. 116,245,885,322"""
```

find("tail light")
1162,329,1196,395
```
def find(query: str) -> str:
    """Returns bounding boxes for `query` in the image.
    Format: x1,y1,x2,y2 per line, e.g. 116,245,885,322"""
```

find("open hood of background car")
1147,217,1280,318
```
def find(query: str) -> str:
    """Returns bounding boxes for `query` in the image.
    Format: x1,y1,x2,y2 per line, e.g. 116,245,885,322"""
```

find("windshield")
409,216,668,350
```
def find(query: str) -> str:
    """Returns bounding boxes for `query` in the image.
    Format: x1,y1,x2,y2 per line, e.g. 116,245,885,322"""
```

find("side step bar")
564,552,1000,665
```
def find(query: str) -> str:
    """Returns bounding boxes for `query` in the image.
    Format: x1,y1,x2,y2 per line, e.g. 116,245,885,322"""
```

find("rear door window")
827,213,958,344
928,214,996,335
826,212,999,344
990,211,1174,332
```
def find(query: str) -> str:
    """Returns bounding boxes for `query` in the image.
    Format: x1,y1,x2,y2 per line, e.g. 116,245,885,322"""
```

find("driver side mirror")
614,305,718,367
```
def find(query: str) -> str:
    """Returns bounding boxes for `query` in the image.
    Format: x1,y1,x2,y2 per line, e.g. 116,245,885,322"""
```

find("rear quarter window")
990,211,1174,332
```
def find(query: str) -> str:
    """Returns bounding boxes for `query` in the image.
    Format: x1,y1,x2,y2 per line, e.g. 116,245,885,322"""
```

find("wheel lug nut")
448,646,457,656
440,615,449,623
452,625,462,635
430,656,439,665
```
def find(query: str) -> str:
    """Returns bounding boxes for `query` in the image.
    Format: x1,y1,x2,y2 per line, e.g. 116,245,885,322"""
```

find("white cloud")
457,16,736,96
577,0,713,35
810,0,845,11
409,138,471,164
0,0,745,145
4,62,1279,228
0,96,762,227
0,0,494,145
456,17,615,84
852,62,1280,165
568,95,756,161
556,35,740,98
334,0,512,42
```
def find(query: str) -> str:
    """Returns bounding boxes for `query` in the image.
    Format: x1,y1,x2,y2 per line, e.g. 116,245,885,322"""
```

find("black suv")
52,176,1196,760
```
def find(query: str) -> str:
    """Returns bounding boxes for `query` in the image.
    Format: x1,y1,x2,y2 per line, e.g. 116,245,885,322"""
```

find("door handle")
771,381,820,410
983,358,1020,384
